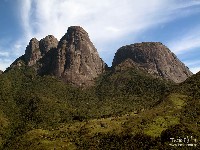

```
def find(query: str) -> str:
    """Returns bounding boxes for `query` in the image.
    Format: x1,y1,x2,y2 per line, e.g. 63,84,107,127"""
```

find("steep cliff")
10,26,106,86
52,26,106,86
112,42,192,83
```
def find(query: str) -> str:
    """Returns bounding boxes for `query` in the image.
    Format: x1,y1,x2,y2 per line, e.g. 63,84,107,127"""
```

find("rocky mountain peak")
9,26,106,86
22,36,58,67
53,26,106,86
39,35,58,55
29,38,39,49
24,38,40,66
59,26,90,48
112,42,193,83
9,27,193,86
67,26,88,35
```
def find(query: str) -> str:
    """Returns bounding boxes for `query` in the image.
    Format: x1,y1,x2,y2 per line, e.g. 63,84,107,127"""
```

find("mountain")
10,26,107,86
52,26,107,86
1,26,199,149
9,29,192,86
112,42,192,83
1,67,199,149
0,65,174,149
10,35,58,75
0,70,2,74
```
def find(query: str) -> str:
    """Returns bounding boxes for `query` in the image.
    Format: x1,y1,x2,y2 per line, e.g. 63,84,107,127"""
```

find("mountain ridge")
0,26,199,149
9,26,192,86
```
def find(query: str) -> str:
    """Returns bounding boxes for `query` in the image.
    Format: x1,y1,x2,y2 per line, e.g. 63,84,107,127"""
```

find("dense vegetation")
0,66,199,149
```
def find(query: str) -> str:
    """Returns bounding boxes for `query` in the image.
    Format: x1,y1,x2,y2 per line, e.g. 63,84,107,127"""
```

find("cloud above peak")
0,0,199,71
168,25,200,54
19,0,200,46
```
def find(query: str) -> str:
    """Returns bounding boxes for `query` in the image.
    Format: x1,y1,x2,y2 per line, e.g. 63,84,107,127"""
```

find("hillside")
0,66,173,149
1,66,199,149
0,26,199,149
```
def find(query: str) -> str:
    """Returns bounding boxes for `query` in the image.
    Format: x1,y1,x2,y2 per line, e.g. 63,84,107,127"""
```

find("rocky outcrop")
10,27,192,85
10,35,58,73
37,35,58,75
24,38,41,66
39,35,58,55
112,42,193,83
53,26,106,86
24,35,58,66
0,70,3,75
9,26,106,86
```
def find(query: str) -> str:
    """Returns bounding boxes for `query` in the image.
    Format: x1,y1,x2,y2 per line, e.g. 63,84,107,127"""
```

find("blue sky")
0,0,200,73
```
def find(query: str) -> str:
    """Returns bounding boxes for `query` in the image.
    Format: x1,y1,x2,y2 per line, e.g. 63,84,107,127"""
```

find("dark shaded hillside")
0,25,198,149
94,68,172,111
0,66,174,149
176,72,200,130
75,70,200,149
1,65,200,150
179,71,200,98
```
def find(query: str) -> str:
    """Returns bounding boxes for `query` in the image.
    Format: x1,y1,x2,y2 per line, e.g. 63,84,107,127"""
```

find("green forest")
0,66,199,149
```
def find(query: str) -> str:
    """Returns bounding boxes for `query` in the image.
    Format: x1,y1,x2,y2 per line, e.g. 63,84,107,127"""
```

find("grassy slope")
0,67,199,149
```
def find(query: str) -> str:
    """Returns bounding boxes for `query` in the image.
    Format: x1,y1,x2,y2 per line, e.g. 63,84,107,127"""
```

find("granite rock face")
37,35,58,75
39,35,58,55
10,35,58,75
9,27,192,85
112,42,193,83
10,26,106,86
53,26,106,86
24,38,41,66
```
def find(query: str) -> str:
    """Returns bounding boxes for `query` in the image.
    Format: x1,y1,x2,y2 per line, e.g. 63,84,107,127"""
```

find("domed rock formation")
112,42,192,83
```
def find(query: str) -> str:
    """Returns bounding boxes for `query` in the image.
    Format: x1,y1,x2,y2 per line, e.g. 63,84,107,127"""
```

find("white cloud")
12,42,26,57
0,58,13,71
185,59,200,74
0,51,9,57
0,0,199,70
19,0,200,49
190,67,200,74
168,26,200,54
0,42,25,71
20,0,33,40
0,0,196,71
185,60,200,67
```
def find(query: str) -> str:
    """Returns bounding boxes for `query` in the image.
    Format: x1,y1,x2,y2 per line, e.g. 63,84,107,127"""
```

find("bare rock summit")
10,26,106,86
39,35,58,55
112,42,193,83
9,27,192,85
53,26,106,86
24,38,41,66
10,35,58,73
